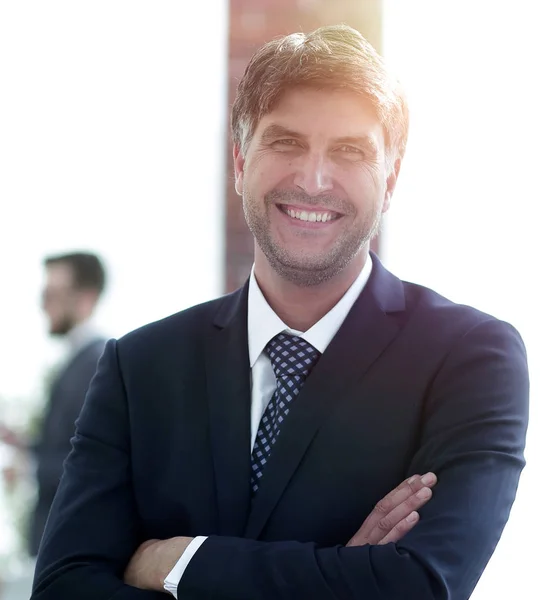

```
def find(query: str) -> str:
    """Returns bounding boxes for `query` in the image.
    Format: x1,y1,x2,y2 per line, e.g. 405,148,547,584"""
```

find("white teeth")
285,208,335,223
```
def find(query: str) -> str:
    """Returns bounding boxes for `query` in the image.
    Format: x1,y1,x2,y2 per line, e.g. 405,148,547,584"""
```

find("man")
31,26,528,600
1,251,107,556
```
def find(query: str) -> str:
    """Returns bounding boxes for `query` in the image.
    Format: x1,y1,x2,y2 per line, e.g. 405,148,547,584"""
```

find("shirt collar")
247,253,373,367
66,318,102,357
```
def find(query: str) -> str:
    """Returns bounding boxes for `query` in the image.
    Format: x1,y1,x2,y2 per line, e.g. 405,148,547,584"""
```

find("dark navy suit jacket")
29,337,106,556
31,254,529,599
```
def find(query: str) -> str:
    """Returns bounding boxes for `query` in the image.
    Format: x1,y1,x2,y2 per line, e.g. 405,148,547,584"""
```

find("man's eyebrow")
259,125,305,144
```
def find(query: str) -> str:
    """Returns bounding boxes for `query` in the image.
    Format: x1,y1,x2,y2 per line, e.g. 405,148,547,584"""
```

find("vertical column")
225,0,383,292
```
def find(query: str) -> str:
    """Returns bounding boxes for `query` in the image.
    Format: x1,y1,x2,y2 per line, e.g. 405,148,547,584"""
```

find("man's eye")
273,139,298,146
337,145,362,154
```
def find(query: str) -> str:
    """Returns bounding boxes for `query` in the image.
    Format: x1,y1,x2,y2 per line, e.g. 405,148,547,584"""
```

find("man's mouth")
277,204,341,223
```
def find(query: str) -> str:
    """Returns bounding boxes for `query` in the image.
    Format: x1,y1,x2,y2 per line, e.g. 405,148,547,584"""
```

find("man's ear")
233,144,245,196
383,158,402,213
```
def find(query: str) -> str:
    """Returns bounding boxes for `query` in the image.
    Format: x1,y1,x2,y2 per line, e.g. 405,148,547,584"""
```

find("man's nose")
293,152,333,196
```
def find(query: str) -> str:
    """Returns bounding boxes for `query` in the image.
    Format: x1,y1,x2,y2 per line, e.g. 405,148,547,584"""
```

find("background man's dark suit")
29,337,106,556
31,255,529,600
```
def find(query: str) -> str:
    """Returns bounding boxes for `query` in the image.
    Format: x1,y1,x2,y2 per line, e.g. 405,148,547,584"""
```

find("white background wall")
382,1,552,597
0,0,228,568
0,1,228,399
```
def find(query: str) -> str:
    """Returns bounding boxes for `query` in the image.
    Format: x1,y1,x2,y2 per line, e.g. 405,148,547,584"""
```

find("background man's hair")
44,251,106,295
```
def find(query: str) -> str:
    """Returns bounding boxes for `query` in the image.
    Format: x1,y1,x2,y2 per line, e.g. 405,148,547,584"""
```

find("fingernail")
407,511,419,523
416,487,431,500
407,475,418,484
421,473,435,485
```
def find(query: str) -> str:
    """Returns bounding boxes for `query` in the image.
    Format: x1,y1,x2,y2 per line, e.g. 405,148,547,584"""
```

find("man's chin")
268,253,342,287
49,321,74,337
50,328,68,337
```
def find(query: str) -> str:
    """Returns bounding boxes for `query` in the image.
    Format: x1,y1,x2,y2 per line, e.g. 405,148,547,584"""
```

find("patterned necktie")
251,333,321,495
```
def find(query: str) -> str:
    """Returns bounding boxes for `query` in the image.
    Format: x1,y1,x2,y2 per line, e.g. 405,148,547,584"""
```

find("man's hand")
0,424,24,449
347,472,437,547
2,465,20,493
123,536,193,591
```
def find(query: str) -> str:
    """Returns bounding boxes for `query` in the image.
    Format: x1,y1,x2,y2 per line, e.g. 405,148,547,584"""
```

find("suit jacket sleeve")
34,344,105,493
177,319,529,600
31,339,166,600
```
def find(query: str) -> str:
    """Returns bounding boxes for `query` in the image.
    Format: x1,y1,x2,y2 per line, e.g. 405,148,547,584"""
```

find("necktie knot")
266,333,320,380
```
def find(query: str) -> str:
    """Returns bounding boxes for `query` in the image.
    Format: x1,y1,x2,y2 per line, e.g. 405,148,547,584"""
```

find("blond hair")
231,24,409,165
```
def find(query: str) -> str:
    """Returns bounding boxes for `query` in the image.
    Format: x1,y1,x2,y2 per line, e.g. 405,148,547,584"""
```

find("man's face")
234,87,399,286
41,263,80,336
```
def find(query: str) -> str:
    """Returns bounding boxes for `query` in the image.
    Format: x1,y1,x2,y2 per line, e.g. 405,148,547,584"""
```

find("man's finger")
348,486,432,546
349,473,436,538
346,472,436,547
377,511,420,545
372,472,436,518
370,486,433,545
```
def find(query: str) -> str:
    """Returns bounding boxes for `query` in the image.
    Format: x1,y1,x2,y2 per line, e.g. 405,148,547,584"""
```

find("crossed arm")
123,471,438,592
31,319,529,600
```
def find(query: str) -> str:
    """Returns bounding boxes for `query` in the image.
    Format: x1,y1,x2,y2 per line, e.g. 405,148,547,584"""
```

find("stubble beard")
243,188,383,287
50,313,77,337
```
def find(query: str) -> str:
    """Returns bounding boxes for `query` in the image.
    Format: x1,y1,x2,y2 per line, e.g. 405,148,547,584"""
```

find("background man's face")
41,263,80,336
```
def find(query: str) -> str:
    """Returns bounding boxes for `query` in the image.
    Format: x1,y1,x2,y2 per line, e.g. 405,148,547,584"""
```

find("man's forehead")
46,263,74,285
253,88,383,143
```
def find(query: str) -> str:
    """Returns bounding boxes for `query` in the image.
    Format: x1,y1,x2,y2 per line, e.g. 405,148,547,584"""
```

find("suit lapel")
205,282,252,536
244,253,406,539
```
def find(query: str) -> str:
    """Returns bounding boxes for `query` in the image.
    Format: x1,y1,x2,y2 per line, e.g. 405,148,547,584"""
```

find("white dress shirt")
66,317,107,363
164,254,373,597
50,318,104,377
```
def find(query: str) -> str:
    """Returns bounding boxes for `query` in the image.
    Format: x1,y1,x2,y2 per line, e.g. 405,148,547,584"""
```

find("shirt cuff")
163,536,208,598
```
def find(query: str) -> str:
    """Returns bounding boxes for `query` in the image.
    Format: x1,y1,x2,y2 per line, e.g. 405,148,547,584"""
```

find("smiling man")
31,25,528,600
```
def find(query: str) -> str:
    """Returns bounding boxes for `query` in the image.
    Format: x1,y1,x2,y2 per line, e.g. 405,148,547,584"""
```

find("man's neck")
253,250,368,332
66,317,97,354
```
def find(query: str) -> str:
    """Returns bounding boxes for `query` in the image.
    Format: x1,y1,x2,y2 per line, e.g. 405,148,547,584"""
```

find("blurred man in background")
0,251,107,556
